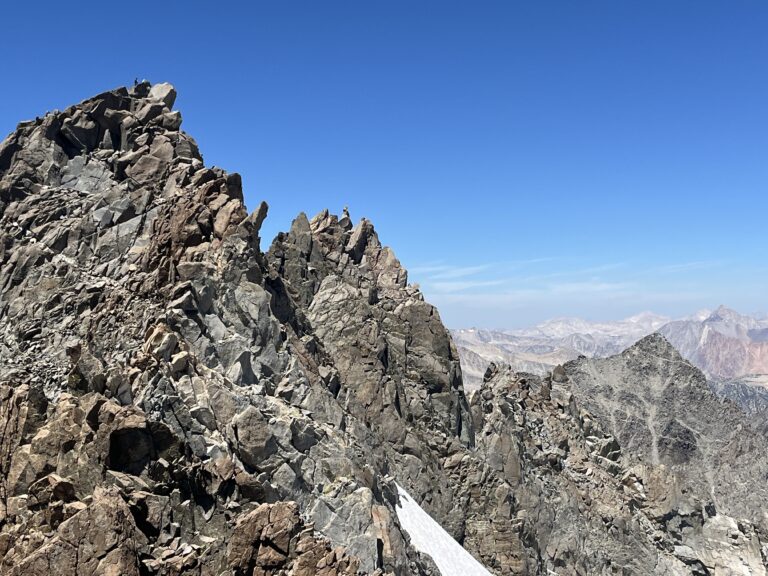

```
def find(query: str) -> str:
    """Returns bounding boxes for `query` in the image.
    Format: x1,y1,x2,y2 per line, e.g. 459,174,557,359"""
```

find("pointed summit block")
625,332,685,362
148,82,177,109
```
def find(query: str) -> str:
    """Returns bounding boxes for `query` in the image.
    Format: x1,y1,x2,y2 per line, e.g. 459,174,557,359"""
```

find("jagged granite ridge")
0,82,462,575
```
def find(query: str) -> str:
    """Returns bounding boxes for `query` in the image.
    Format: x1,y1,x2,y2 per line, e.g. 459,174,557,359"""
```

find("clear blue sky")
3,2,767,327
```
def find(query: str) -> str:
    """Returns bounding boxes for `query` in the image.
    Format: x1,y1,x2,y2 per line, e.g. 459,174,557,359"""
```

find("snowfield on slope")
395,484,493,576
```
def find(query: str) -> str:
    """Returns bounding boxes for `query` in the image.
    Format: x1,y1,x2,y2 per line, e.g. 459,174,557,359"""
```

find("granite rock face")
1,83,766,575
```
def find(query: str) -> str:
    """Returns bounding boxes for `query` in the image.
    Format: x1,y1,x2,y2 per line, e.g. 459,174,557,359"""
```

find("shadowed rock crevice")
108,427,155,474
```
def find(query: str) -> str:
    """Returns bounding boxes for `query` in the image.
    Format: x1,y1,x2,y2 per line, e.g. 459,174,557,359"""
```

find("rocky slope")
559,335,768,572
709,374,768,415
1,83,766,576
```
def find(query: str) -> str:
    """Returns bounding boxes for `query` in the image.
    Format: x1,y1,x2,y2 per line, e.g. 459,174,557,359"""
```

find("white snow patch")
395,484,493,576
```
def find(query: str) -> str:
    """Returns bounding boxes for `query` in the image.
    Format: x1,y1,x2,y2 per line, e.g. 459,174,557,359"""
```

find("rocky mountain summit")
564,335,768,533
473,355,768,575
1,83,766,575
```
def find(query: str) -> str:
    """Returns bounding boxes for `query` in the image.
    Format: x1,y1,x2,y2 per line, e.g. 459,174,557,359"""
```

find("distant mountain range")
452,306,768,391
659,306,768,379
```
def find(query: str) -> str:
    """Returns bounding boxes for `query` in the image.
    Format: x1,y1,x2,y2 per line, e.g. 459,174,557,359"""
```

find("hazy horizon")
442,304,768,331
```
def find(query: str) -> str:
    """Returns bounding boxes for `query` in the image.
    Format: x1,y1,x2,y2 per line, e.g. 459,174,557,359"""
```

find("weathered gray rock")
148,82,177,109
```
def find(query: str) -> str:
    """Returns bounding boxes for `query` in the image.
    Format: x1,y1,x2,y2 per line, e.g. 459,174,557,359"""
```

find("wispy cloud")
548,281,631,295
511,262,628,284
409,264,495,280
412,260,631,295
430,286,707,308
652,260,723,273
408,256,749,329
428,279,507,293
410,258,556,281
410,256,717,322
